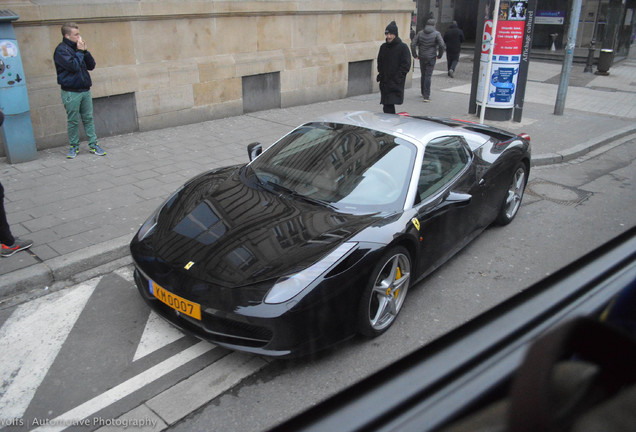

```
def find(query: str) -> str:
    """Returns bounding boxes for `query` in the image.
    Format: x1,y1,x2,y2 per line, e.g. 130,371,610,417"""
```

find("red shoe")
1,238,34,257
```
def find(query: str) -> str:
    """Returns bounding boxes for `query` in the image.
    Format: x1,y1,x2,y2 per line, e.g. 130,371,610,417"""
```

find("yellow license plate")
150,281,202,320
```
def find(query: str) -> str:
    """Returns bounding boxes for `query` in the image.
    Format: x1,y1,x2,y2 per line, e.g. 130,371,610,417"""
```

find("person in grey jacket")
411,19,446,102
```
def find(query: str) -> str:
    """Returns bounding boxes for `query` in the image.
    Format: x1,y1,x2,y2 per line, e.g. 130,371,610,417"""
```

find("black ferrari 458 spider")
130,111,531,358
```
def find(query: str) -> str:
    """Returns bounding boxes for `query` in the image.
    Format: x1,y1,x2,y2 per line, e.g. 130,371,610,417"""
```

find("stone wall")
4,0,414,152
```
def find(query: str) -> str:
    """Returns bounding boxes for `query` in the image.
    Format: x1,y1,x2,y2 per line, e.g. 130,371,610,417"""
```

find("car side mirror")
248,142,262,161
443,191,471,207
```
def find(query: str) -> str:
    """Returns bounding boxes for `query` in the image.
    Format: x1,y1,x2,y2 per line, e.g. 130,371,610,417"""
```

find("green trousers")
61,89,98,147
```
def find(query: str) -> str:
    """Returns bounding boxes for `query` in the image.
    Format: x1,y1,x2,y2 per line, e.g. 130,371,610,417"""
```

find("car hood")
150,166,377,287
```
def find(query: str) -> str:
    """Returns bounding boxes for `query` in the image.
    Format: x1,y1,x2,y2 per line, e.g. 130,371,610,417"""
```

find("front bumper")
132,263,368,358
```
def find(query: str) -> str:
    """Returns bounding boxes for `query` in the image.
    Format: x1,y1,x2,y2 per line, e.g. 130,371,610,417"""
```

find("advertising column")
0,11,37,163
476,1,527,121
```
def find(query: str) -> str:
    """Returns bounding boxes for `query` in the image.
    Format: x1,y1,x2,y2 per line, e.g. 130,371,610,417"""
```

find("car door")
412,135,481,277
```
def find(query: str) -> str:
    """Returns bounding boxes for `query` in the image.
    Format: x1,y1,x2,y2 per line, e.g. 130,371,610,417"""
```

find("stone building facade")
4,0,414,153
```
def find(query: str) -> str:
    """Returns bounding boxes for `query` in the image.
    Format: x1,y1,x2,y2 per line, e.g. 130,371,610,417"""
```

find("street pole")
554,0,583,115
469,0,489,115
480,0,501,124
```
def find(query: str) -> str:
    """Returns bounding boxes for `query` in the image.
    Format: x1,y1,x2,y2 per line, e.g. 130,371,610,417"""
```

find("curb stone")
531,126,636,167
0,235,131,302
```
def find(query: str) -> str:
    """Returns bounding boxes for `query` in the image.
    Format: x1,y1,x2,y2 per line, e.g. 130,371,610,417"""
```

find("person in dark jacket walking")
377,21,411,114
54,22,106,159
411,19,445,102
443,21,464,78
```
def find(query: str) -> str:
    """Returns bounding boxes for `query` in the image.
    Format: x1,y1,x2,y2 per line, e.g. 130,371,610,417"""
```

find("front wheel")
357,246,411,337
495,162,528,225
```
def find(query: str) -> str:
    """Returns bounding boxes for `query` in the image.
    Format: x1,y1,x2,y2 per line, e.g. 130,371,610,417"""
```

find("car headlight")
136,187,183,242
264,242,357,304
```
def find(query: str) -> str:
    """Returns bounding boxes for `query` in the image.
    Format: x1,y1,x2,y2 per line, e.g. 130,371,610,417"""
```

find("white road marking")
133,311,188,362
114,266,135,283
32,341,215,432
0,279,99,419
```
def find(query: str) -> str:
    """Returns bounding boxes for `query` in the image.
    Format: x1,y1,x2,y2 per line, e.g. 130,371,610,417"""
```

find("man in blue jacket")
54,22,106,158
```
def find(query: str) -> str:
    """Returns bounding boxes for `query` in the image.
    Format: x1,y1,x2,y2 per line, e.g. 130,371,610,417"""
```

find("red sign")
494,21,525,55
482,20,525,56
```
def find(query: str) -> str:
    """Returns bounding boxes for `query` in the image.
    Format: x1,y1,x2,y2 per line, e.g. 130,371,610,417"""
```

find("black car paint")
147,166,380,287
130,116,530,358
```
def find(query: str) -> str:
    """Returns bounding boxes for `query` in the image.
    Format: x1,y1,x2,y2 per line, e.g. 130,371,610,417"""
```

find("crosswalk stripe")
133,311,188,362
0,279,99,419
32,341,215,432
114,266,135,282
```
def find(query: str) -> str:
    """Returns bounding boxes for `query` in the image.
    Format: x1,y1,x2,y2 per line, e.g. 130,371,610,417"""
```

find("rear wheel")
495,162,528,225
357,246,411,337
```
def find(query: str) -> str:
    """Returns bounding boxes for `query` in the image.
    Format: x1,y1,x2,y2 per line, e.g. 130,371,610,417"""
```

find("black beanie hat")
385,21,398,37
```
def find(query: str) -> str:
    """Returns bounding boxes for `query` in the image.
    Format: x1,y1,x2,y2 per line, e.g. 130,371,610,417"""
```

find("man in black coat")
377,21,411,114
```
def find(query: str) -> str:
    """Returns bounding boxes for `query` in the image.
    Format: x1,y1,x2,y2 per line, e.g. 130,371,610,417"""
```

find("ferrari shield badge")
411,217,420,231
184,261,195,270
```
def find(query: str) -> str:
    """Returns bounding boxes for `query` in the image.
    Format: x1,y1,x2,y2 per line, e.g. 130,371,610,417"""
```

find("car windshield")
249,122,416,213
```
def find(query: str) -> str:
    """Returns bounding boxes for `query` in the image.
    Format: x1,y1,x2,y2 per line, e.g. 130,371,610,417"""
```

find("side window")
417,136,470,202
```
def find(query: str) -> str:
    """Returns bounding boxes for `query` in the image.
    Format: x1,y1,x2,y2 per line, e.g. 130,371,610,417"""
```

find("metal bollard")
595,48,613,75
584,40,595,73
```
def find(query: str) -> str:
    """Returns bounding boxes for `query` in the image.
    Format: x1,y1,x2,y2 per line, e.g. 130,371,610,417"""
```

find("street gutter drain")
525,179,592,207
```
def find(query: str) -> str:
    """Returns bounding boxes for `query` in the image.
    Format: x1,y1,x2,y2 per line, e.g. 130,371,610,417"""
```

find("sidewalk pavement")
1,51,636,301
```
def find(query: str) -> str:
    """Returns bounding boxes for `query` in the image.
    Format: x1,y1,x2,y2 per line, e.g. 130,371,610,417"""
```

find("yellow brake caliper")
387,266,402,299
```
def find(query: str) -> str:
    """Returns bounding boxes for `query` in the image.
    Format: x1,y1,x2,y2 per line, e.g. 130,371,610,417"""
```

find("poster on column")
476,14,526,109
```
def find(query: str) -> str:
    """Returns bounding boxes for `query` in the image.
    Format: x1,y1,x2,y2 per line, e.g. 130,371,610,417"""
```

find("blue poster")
490,66,518,103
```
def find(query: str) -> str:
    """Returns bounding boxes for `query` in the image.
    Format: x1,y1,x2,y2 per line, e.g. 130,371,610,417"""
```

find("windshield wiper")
264,181,337,210
296,194,337,210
